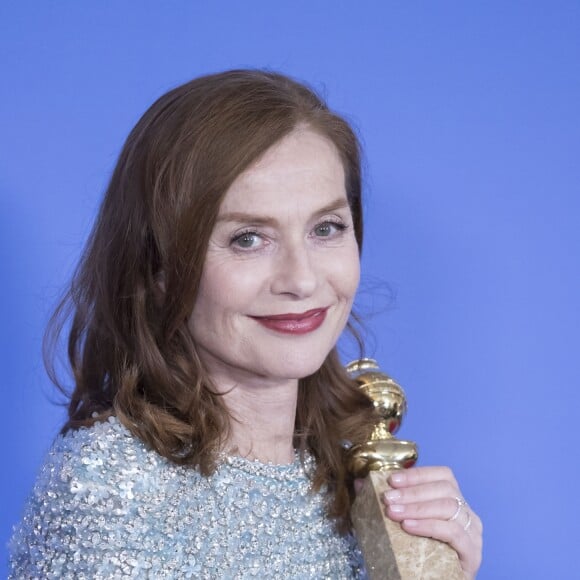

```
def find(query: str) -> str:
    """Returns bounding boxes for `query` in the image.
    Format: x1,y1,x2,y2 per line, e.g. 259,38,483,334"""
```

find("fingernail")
389,472,406,485
384,490,401,502
403,519,418,528
389,504,405,514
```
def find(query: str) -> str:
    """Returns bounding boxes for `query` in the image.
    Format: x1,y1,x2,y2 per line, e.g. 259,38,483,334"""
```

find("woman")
9,70,482,578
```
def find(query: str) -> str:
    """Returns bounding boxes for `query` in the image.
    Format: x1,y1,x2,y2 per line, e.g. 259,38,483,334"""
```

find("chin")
266,351,331,380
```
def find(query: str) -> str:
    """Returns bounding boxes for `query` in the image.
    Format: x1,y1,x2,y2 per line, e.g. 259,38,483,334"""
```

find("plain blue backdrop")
1,1,579,578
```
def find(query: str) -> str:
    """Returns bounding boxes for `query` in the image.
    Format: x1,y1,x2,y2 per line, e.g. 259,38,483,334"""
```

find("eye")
231,230,263,250
313,220,346,238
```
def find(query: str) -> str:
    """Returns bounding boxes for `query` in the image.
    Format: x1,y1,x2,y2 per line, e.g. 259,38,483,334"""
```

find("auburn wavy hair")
46,69,378,530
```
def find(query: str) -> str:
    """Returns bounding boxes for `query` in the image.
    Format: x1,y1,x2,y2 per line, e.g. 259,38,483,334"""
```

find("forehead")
219,128,346,213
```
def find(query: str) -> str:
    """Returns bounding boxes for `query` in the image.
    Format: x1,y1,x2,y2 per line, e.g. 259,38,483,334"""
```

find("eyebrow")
217,197,350,226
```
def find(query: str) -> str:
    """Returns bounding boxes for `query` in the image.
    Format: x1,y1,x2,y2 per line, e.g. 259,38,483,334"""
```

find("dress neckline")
219,449,315,481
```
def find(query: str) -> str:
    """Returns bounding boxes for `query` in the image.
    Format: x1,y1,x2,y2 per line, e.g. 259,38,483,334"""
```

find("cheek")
333,246,361,300
189,266,225,335
192,260,267,324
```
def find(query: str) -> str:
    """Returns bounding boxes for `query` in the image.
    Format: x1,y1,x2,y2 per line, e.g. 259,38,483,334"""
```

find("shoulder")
56,416,166,493
32,416,164,500
9,416,180,577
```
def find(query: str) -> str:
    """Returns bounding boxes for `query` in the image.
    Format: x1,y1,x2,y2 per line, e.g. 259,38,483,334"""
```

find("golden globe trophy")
346,359,463,580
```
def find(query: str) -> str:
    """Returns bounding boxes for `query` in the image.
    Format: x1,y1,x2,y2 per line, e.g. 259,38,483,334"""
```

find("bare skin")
191,128,483,577
210,370,299,465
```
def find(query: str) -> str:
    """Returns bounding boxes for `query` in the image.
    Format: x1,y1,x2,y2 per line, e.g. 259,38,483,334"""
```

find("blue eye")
232,231,261,249
314,221,346,237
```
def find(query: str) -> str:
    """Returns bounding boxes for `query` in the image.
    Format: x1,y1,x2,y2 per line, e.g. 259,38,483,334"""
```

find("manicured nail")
384,490,401,503
389,472,406,485
389,504,405,514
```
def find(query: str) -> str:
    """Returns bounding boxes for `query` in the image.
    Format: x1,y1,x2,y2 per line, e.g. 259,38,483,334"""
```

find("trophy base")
352,471,464,580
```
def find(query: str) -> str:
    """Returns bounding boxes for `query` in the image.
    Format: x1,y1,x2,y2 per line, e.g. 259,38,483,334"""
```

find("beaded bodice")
9,416,365,579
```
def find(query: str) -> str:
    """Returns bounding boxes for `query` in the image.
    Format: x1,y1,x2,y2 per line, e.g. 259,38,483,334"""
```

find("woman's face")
189,127,360,384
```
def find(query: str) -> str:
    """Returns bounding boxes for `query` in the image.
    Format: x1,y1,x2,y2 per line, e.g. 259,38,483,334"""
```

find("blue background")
1,1,579,578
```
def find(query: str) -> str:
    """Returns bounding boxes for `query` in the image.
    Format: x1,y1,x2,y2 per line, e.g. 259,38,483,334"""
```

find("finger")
386,498,484,540
384,480,459,506
388,466,458,489
401,518,483,577
384,496,462,522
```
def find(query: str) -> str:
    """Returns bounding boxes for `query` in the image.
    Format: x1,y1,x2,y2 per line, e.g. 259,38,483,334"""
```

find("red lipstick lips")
251,308,328,335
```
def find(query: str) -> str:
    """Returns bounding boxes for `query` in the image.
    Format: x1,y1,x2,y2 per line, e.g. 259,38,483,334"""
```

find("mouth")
250,307,328,335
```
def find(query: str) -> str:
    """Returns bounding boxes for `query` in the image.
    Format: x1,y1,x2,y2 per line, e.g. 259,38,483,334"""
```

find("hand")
382,466,482,579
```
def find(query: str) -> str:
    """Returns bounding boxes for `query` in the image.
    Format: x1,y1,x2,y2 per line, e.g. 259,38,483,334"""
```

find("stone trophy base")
352,471,464,580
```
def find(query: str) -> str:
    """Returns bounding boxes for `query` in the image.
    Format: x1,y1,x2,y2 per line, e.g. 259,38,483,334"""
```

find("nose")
270,241,318,298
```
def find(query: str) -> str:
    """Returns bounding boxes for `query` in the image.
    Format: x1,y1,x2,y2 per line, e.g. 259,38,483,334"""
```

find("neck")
214,374,299,465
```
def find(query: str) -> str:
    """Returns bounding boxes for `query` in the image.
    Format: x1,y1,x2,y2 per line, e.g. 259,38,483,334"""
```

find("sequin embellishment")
9,416,365,578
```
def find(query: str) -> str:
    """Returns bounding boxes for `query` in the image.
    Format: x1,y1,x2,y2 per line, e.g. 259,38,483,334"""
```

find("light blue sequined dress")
9,416,365,579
